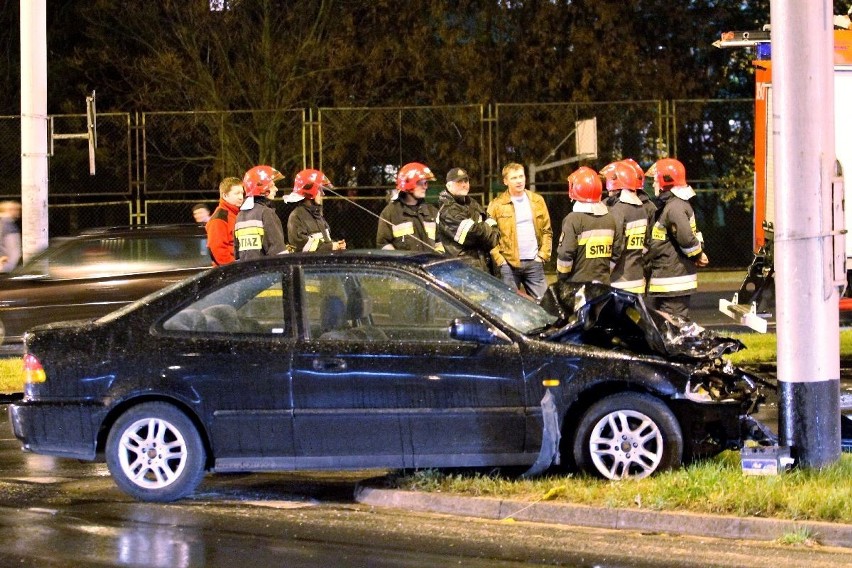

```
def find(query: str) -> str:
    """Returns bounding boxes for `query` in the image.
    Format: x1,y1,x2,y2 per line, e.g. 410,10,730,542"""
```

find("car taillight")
23,354,46,384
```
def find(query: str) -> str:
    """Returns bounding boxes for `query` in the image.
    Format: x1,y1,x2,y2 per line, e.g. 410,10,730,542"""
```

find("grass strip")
392,451,852,524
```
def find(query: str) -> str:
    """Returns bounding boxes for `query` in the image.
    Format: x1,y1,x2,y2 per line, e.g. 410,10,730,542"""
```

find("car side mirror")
449,317,511,345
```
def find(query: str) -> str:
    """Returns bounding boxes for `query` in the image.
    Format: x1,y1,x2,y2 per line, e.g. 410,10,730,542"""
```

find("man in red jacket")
206,176,244,265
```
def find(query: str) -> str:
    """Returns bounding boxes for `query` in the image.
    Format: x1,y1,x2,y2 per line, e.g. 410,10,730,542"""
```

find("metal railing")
0,99,755,266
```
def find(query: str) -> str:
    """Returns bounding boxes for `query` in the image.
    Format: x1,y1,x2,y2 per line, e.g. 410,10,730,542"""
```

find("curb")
354,486,852,548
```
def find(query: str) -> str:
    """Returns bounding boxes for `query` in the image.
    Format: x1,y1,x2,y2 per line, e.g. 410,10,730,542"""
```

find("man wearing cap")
436,167,499,272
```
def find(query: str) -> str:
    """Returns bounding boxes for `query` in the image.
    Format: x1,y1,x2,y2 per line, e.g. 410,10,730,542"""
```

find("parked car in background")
7,251,771,502
0,224,210,354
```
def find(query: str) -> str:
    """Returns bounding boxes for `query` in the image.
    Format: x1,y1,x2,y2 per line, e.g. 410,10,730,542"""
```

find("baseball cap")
446,167,470,183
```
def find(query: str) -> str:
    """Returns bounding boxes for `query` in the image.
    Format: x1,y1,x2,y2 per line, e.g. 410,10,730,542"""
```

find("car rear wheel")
106,402,206,502
572,393,683,480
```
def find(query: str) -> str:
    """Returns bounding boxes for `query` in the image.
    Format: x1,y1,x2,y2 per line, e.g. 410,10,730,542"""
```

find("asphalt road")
1,406,851,567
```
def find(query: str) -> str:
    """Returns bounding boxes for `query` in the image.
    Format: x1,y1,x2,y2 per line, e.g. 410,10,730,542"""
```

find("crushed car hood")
539,281,744,361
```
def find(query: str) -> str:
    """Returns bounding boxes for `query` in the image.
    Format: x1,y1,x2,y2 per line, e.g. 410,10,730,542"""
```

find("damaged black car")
7,251,770,502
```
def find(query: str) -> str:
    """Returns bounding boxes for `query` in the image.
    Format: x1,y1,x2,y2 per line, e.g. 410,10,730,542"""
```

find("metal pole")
20,0,49,261
771,0,841,467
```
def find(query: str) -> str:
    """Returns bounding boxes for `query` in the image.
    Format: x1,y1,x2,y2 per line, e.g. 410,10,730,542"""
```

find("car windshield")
426,261,557,335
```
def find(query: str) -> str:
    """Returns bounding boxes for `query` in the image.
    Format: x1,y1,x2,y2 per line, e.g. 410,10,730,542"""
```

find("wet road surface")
2,408,852,567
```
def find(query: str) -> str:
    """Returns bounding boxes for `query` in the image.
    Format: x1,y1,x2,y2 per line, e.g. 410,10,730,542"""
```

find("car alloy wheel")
572,393,683,480
106,402,206,502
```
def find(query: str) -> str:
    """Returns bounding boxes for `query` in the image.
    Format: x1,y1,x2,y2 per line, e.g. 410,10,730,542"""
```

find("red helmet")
620,158,645,190
652,158,687,189
567,166,603,203
599,161,637,192
289,168,332,201
396,162,436,192
243,165,283,198
598,162,619,188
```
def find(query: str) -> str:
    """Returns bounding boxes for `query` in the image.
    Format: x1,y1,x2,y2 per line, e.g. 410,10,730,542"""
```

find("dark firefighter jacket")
376,198,444,253
645,191,703,296
436,190,500,271
607,190,654,293
287,201,335,252
556,205,617,284
234,198,289,261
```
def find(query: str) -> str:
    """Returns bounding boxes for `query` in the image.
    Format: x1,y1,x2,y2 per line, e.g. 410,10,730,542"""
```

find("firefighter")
556,166,617,283
376,162,445,253
600,161,654,293
436,167,499,272
645,158,709,319
284,168,346,252
234,165,290,261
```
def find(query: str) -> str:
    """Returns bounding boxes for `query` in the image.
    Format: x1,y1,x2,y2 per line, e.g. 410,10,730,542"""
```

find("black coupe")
8,251,769,501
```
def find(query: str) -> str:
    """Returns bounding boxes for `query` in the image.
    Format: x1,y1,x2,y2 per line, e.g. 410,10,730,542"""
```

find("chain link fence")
0,100,755,267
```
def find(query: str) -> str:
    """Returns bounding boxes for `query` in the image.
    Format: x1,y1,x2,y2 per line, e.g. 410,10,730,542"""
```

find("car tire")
572,392,683,480
106,402,206,502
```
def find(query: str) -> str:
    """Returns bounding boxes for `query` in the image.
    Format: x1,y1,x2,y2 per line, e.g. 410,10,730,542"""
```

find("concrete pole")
20,0,49,261
771,1,841,467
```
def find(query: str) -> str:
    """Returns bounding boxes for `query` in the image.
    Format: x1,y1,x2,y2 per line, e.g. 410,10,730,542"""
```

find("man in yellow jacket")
487,162,553,300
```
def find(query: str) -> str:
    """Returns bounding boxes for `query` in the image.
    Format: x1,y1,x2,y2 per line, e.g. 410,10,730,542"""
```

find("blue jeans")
499,260,547,301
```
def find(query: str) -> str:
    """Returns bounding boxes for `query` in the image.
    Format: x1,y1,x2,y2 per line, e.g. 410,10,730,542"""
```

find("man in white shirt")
487,163,553,300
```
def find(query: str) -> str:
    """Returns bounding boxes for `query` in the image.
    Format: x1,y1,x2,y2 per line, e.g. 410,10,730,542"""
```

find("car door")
156,269,296,470
290,265,527,470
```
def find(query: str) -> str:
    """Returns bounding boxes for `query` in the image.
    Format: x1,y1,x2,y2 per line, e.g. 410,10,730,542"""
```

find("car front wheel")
572,393,683,480
106,402,206,502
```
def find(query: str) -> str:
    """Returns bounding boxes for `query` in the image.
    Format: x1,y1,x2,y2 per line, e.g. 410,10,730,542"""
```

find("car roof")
223,249,450,271
76,224,206,238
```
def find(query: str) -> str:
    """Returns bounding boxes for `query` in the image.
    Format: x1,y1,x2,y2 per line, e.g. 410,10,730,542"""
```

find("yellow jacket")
487,189,553,268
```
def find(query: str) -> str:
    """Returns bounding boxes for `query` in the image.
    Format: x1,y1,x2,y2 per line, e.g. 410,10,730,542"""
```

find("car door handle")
312,357,347,371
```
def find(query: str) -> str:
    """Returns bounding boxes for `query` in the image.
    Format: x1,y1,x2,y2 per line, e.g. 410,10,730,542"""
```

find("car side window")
162,272,288,335
303,268,468,342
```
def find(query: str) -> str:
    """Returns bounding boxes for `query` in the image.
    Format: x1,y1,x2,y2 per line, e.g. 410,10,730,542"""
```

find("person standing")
234,165,289,261
556,167,616,283
284,168,346,252
0,200,22,272
205,177,244,266
487,162,553,300
645,158,709,319
436,167,499,271
600,161,653,293
376,162,444,253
